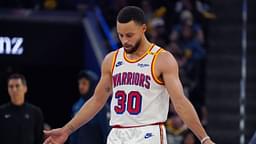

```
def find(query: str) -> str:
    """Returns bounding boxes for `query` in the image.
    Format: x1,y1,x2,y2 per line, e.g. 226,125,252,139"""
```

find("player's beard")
123,38,141,54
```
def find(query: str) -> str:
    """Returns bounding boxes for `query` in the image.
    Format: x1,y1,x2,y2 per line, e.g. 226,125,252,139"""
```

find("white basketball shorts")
107,124,167,144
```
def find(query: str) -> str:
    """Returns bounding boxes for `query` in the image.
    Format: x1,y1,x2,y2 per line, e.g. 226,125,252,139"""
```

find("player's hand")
43,128,69,144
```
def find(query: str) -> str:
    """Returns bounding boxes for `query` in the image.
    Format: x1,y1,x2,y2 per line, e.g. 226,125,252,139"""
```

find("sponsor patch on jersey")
137,63,149,68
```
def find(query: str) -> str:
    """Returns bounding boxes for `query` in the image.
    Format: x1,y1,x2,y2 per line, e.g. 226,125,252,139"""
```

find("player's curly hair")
117,6,146,25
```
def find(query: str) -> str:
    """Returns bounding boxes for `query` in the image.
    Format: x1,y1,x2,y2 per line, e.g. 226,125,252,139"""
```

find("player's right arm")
43,51,115,144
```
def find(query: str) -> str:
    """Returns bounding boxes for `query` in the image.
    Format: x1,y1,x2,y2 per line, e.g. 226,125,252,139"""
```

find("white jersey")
110,44,169,127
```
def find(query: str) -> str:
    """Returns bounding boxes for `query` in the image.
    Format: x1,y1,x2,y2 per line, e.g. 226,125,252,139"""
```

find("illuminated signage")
0,37,24,55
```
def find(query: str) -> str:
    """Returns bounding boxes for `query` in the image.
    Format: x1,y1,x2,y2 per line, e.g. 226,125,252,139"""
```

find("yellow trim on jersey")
152,48,164,85
123,44,155,63
111,50,119,74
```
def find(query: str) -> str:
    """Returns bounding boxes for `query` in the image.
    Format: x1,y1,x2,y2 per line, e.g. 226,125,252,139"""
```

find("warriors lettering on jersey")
113,72,151,89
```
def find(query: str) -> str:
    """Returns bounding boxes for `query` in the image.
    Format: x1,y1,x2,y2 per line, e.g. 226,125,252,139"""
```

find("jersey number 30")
114,90,142,115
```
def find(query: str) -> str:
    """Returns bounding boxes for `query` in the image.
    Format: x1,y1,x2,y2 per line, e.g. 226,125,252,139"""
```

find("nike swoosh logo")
144,133,153,139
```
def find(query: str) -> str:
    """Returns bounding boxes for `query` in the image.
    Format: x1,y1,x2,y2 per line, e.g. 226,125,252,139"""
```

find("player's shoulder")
101,49,120,71
105,48,122,63
154,47,178,70
157,48,176,62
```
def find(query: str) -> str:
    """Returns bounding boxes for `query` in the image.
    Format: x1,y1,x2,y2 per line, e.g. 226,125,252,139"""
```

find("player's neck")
129,38,152,58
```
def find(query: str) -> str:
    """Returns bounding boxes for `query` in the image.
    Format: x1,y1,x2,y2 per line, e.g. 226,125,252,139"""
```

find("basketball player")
43,6,215,144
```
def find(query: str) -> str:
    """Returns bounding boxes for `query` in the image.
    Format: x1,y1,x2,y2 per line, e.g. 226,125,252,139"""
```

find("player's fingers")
43,136,52,144
43,135,60,144
44,137,59,144
44,130,53,136
51,138,59,144
44,130,52,133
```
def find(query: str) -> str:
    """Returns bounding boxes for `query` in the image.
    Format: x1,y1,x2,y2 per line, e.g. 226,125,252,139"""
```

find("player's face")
8,79,27,102
78,78,90,95
117,21,146,54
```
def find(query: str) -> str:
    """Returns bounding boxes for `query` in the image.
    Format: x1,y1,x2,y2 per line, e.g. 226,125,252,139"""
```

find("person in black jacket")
0,73,44,144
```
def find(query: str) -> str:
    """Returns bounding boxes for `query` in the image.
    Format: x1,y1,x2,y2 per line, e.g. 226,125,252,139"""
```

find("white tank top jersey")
110,44,170,127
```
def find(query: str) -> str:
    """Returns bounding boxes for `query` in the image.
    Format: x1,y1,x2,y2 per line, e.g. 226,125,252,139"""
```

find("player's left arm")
155,50,215,144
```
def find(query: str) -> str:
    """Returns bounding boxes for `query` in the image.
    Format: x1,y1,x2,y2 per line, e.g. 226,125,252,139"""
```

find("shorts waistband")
111,122,164,128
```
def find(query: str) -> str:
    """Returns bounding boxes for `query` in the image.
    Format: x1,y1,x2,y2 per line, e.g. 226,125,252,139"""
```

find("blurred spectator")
141,0,154,22
168,42,186,66
70,70,110,144
170,10,205,44
166,115,188,144
145,4,168,47
166,104,188,144
173,0,216,21
166,104,198,144
169,10,206,80
174,0,194,12
182,131,196,144
149,17,168,47
0,73,44,144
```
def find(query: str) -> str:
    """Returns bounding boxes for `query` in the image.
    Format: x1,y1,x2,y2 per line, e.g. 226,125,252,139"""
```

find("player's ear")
142,24,147,33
